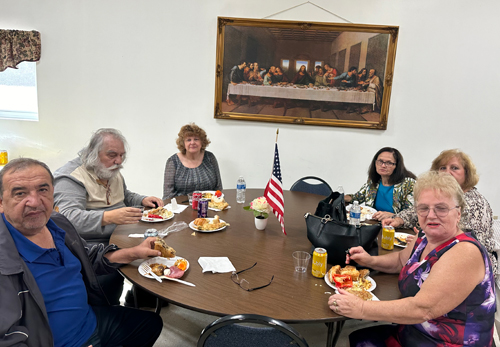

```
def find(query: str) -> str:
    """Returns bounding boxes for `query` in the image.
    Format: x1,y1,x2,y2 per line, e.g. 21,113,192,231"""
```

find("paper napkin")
165,203,189,214
198,257,236,273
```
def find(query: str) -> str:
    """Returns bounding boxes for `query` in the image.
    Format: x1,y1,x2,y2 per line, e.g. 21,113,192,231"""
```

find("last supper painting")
214,17,398,130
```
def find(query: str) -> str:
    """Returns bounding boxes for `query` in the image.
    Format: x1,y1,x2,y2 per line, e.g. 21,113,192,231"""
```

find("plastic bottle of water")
236,176,246,203
337,185,344,194
349,200,361,226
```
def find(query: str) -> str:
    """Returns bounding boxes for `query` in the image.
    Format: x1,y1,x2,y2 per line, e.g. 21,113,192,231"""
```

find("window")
280,59,289,72
295,60,309,72
314,61,323,69
0,61,38,121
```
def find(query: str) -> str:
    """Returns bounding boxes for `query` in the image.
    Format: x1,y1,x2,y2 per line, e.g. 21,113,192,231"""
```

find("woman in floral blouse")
384,149,497,279
330,171,495,346
345,147,416,221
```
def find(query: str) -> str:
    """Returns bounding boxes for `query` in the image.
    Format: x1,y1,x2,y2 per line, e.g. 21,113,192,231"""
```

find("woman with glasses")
329,171,495,346
345,147,416,221
384,149,497,277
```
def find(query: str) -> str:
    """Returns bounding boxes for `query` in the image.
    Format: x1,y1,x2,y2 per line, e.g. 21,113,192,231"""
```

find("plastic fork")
140,263,162,283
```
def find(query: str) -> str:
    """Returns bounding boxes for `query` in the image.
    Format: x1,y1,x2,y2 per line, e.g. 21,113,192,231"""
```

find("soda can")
192,191,202,210
381,225,395,250
197,198,209,218
311,247,327,278
0,150,7,165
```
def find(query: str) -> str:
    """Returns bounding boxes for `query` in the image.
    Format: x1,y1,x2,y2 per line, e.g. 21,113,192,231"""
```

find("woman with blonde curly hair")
163,123,222,199
383,149,497,278
333,171,495,346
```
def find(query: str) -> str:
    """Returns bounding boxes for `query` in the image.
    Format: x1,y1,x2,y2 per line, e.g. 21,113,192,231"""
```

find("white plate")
189,218,228,233
394,232,412,248
138,256,189,279
346,205,377,221
201,191,224,199
141,210,174,223
141,214,174,222
324,273,376,292
208,205,231,212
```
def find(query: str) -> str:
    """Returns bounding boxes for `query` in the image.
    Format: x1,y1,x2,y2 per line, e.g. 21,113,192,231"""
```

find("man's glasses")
416,205,460,217
231,262,274,291
375,159,396,167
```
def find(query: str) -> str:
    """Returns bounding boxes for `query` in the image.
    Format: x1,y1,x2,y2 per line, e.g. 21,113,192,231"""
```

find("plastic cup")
293,251,311,273
133,206,145,213
188,193,193,205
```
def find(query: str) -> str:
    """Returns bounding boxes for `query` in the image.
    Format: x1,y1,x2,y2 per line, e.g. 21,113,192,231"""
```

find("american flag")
264,143,286,235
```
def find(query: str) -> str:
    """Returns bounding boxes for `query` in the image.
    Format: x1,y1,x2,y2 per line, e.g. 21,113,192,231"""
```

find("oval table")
110,189,405,346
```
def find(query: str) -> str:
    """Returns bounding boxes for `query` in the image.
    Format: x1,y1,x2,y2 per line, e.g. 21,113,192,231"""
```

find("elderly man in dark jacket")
0,158,162,347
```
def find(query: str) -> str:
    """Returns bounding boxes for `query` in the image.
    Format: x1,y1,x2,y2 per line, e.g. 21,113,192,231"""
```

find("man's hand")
102,207,143,226
142,196,164,208
105,237,161,264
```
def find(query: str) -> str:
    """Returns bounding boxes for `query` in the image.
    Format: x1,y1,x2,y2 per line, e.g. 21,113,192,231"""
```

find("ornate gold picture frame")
214,17,398,130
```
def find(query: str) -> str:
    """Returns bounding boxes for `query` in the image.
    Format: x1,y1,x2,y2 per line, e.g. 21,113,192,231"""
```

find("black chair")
290,176,332,196
197,314,309,347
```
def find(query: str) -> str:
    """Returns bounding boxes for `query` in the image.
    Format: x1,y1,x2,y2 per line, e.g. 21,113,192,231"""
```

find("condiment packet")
198,257,236,273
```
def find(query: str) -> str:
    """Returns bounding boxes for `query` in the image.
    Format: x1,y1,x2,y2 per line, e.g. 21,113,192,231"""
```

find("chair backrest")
197,314,309,347
290,176,332,196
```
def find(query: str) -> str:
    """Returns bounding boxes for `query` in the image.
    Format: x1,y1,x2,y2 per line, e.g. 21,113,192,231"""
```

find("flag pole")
275,128,279,143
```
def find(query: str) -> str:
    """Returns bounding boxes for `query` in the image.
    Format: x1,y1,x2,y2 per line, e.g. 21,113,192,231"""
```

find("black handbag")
305,213,381,266
314,191,347,222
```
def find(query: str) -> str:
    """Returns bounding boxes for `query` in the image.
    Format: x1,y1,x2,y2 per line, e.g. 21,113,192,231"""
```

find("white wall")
1,0,499,215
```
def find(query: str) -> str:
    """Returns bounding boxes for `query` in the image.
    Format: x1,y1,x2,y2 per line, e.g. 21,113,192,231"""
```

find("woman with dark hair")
345,147,416,221
290,65,313,85
163,123,222,199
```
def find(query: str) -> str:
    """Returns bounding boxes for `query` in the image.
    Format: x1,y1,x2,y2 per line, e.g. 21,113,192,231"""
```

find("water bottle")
236,176,246,203
349,200,361,226
337,185,344,194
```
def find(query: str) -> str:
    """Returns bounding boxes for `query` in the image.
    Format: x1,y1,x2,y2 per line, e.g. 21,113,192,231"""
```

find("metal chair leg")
325,321,345,347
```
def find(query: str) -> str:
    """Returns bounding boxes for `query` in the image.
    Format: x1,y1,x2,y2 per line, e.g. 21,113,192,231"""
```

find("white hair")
79,128,128,170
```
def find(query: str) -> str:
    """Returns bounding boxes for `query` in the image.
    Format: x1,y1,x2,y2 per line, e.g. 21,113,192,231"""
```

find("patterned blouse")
351,177,416,214
395,187,498,279
163,151,223,199
396,232,495,346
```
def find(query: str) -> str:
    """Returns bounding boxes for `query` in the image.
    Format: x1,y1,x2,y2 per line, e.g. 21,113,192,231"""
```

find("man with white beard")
54,128,163,304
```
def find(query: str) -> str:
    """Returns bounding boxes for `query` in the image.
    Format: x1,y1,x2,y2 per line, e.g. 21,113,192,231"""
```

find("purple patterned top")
397,232,495,346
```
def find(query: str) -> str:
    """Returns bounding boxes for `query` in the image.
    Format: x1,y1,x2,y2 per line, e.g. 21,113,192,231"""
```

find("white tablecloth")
228,84,375,104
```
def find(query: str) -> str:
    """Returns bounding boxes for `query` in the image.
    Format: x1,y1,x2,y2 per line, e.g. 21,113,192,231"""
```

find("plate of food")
141,207,174,222
325,265,376,292
201,190,224,199
394,232,412,248
138,256,189,279
189,216,229,232
138,238,189,279
324,265,379,301
346,205,377,221
206,190,230,211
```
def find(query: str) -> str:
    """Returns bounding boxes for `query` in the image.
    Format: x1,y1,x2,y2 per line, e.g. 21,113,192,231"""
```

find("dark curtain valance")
0,29,41,72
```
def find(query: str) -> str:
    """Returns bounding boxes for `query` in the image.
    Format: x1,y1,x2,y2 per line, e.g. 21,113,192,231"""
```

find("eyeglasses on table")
231,262,274,291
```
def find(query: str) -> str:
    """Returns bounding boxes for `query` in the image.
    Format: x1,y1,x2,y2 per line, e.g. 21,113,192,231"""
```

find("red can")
192,191,202,209
197,198,209,218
